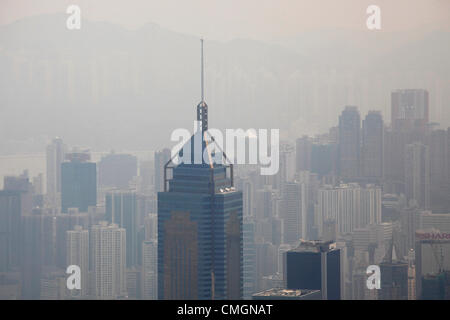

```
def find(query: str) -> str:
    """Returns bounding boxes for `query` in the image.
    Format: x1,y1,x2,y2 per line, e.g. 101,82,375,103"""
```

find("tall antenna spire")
197,39,208,132
201,38,204,102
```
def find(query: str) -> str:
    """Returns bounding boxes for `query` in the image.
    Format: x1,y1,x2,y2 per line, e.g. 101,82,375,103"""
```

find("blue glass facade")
158,161,243,300
61,160,96,213
286,246,341,300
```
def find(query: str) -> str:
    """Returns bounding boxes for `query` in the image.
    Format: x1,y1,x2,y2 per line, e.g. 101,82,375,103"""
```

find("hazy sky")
1,0,449,41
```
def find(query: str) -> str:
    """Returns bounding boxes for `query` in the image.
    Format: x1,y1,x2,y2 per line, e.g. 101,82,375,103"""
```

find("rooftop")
289,239,336,253
252,288,318,298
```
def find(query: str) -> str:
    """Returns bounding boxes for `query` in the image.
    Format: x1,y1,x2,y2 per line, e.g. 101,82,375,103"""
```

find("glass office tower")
61,152,97,213
158,162,243,299
158,40,243,300
286,240,341,300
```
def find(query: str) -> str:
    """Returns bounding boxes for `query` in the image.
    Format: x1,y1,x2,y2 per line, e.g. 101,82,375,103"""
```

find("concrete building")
316,183,381,237
141,240,157,300
338,106,361,180
282,182,306,245
391,89,429,133
67,225,89,298
91,222,126,299
362,111,384,180
405,142,430,209
106,190,138,267
46,137,65,206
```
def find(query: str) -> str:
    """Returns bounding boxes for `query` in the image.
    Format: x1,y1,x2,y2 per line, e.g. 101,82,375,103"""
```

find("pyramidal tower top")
197,39,208,133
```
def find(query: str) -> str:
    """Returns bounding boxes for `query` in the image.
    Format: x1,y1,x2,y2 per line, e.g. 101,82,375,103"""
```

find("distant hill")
0,14,449,154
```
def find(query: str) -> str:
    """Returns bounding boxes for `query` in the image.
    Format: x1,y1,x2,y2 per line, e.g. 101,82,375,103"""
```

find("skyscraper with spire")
157,40,243,300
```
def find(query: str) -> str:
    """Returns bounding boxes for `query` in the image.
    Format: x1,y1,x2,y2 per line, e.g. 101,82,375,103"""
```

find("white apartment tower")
141,240,157,299
91,222,126,299
67,225,89,298
46,137,65,204
283,182,306,245
316,184,381,237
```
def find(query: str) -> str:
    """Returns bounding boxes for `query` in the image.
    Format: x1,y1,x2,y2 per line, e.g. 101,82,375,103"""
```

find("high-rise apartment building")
359,185,382,228
98,152,137,190
391,89,429,133
139,160,154,196
316,183,381,237
40,269,67,300
20,213,46,299
338,106,361,180
428,129,450,212
55,213,89,268
67,225,89,298
254,185,274,220
141,240,157,300
295,136,311,173
405,142,430,209
106,191,138,267
282,182,306,245
91,222,126,299
272,143,295,191
384,89,429,194
46,137,65,200
310,142,337,177
362,111,383,180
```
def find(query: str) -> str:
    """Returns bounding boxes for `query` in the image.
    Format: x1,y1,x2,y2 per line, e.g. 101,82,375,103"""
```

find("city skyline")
1,0,450,305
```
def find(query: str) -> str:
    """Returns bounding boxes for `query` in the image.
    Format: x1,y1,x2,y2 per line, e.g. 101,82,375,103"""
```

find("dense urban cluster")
0,89,449,300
